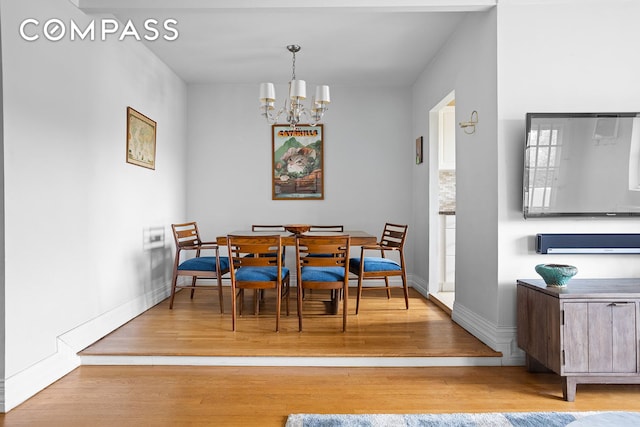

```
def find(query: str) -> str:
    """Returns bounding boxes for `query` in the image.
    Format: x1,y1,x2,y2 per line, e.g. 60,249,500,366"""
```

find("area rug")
285,411,640,427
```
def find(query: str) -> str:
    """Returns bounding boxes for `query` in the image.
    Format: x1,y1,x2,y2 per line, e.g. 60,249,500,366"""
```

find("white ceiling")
74,0,495,86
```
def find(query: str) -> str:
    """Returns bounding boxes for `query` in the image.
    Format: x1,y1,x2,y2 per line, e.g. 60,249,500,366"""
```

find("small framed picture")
126,107,157,170
416,136,423,164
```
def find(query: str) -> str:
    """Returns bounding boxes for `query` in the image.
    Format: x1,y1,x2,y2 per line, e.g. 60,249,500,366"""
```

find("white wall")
411,1,640,365
496,0,640,337
0,6,5,399
412,10,500,348
1,0,187,410
186,83,414,259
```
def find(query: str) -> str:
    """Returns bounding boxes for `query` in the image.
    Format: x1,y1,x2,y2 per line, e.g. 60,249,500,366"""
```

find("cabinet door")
588,302,636,373
563,303,589,373
563,302,637,373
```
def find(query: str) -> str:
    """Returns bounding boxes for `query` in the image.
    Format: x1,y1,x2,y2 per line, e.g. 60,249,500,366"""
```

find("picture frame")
126,106,157,170
416,136,423,164
272,124,324,200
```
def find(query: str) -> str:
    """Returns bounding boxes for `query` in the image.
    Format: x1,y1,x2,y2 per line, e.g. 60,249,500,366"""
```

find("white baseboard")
409,274,428,297
452,301,525,366
80,354,502,367
3,285,170,412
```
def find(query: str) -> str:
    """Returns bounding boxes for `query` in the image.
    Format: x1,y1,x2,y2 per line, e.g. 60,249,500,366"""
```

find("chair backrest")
296,235,350,270
171,222,202,249
309,225,344,232
379,223,408,250
227,235,283,271
251,224,286,232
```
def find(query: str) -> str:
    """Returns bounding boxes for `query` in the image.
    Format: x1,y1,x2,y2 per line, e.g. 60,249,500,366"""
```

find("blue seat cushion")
235,266,289,282
349,257,401,272
301,266,345,282
179,256,229,272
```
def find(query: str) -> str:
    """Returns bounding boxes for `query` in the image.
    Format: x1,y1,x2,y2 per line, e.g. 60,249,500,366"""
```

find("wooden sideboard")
517,278,640,401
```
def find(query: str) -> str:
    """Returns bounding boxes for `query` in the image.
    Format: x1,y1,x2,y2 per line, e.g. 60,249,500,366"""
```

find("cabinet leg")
562,377,576,402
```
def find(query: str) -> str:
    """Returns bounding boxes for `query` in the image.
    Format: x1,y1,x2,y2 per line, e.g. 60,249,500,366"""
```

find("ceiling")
74,1,495,86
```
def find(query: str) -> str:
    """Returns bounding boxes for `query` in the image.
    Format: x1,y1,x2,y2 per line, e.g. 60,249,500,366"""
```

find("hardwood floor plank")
3,366,640,426
79,287,501,358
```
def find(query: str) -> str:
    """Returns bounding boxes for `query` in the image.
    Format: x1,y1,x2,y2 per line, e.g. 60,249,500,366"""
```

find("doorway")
428,92,456,314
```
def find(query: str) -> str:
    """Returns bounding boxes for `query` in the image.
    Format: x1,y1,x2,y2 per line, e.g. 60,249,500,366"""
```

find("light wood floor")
3,287,640,426
79,287,501,359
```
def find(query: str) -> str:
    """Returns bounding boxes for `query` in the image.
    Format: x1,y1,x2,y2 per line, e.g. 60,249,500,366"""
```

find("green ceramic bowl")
535,263,578,287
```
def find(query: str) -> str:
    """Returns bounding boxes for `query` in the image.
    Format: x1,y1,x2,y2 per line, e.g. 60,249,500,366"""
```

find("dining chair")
251,225,286,231
227,235,290,331
303,226,346,299
309,225,344,232
251,225,287,263
349,223,409,314
170,222,229,312
296,235,350,331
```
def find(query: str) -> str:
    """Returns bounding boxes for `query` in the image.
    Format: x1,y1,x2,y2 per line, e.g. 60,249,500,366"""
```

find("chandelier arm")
261,105,285,124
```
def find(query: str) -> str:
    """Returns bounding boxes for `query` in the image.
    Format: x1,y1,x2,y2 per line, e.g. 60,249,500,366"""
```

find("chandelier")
259,44,330,129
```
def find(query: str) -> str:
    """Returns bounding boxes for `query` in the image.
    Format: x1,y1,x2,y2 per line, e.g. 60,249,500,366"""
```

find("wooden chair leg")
275,284,281,332
342,284,348,332
402,272,409,309
217,275,224,314
356,277,364,315
284,277,290,316
169,276,178,309
231,285,237,331
384,277,391,299
190,276,197,299
238,289,244,316
298,285,304,331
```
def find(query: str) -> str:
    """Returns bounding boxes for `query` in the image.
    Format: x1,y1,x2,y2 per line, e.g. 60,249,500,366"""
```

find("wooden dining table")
215,230,377,247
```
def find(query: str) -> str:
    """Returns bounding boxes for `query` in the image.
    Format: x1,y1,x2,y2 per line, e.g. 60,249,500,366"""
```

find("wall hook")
459,110,478,134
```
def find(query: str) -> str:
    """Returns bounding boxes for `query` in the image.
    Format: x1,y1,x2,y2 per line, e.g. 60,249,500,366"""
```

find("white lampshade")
259,82,276,102
289,79,306,100
315,85,330,104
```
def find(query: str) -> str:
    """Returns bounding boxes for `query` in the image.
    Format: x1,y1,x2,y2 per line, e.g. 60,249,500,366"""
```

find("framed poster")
126,107,156,170
272,124,324,200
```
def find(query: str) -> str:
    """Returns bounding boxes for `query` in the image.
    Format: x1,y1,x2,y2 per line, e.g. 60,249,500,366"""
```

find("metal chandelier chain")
291,50,296,81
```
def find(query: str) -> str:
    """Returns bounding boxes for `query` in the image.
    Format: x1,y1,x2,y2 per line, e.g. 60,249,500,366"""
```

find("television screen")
523,112,640,218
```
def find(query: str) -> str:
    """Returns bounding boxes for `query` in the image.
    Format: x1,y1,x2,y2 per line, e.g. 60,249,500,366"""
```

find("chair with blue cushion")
227,235,290,331
170,222,229,312
349,223,409,314
296,235,350,331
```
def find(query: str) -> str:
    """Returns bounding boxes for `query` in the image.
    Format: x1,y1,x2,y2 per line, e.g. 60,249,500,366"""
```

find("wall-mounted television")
523,112,640,218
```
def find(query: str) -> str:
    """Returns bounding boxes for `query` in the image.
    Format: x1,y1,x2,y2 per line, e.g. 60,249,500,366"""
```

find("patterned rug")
285,411,640,426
